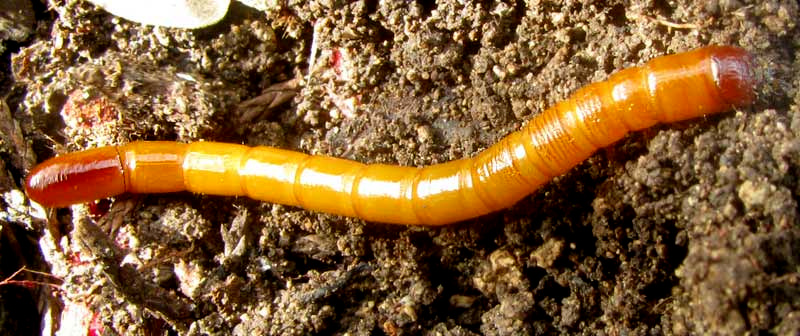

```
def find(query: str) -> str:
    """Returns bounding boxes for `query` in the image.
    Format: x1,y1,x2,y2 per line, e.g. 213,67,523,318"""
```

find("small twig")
74,218,195,332
0,266,63,290
236,78,299,123
633,14,702,30
652,15,701,29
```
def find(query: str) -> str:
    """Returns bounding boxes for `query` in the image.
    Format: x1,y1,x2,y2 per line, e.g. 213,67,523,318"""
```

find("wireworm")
25,46,755,225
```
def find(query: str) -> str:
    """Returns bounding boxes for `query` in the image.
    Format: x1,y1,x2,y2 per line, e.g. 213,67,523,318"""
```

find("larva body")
25,46,755,225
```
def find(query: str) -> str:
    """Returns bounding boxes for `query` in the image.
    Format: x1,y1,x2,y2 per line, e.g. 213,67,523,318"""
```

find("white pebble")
85,0,230,28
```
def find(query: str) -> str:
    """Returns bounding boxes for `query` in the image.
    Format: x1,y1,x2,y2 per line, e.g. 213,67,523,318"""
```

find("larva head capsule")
710,46,756,107
24,146,126,208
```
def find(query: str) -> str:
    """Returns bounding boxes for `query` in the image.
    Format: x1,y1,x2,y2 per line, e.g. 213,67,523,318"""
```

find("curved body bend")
25,46,755,225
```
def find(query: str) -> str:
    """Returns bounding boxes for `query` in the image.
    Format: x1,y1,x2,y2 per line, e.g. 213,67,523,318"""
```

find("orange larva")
24,46,755,225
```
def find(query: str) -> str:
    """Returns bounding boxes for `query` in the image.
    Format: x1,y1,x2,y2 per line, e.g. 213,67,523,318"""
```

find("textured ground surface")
1,0,799,335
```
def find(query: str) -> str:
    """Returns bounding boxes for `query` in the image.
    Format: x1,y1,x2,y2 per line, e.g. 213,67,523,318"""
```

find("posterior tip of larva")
710,46,756,107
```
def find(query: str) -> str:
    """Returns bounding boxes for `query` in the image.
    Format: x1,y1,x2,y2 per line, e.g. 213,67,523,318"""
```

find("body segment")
25,46,755,225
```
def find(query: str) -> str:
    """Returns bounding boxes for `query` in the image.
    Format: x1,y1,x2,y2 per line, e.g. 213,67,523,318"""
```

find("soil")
1,0,799,335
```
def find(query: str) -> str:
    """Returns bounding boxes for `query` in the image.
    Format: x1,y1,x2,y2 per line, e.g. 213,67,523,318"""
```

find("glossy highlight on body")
24,46,755,225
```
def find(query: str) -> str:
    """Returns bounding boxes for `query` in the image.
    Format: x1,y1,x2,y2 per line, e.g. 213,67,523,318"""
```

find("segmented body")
25,46,755,225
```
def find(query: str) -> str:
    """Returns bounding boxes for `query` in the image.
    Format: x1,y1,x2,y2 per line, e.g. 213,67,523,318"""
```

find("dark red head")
710,46,756,107
25,146,125,208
